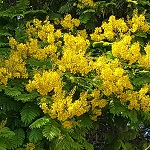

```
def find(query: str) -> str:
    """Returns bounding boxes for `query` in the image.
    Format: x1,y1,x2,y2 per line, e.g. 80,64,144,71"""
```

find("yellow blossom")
9,37,17,49
77,0,95,7
61,14,80,31
26,143,35,150
26,70,63,96
62,121,73,128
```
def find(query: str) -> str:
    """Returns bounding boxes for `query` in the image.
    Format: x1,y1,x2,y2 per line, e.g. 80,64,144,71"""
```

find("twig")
145,144,150,150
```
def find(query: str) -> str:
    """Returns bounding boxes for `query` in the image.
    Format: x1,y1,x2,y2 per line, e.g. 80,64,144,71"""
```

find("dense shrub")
1,0,150,150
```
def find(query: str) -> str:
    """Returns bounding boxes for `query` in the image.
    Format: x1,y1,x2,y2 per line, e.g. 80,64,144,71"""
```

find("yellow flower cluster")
90,16,128,41
77,29,88,39
91,12,150,42
9,37,28,59
50,92,89,120
119,84,150,112
5,51,28,78
0,67,11,85
90,27,104,42
0,50,28,85
77,0,95,8
26,19,62,60
128,10,150,32
0,119,7,129
26,70,63,96
9,37,17,49
25,38,58,60
62,121,73,129
90,89,108,120
102,16,128,39
93,57,133,96
26,143,35,150
40,90,90,128
112,35,141,64
57,33,92,75
60,14,80,31
39,84,107,128
139,43,150,68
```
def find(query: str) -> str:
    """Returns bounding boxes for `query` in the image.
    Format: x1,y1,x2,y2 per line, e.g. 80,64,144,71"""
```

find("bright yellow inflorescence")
57,33,92,75
26,70,63,96
139,43,150,68
93,57,133,96
40,90,90,128
90,88,108,121
128,10,150,33
112,35,141,64
26,143,35,150
60,14,80,31
91,12,150,42
39,87,107,128
90,15,129,41
119,84,150,112
0,50,28,85
26,18,62,61
77,29,88,39
77,0,95,8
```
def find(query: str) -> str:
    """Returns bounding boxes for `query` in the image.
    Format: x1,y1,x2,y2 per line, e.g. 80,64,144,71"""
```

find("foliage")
1,0,150,150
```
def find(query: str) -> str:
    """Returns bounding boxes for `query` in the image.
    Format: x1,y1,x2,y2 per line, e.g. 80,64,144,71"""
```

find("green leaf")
15,91,39,102
42,125,60,141
78,114,93,129
0,138,6,150
85,21,95,30
109,99,128,116
27,58,53,69
58,4,70,14
0,127,15,138
0,41,9,47
23,10,47,16
4,86,21,97
30,116,50,129
21,103,41,125
140,111,150,122
0,85,4,92
136,30,147,38
132,76,150,86
124,142,134,150
79,13,91,24
83,9,95,13
112,139,122,150
49,13,61,20
0,32,12,37
29,128,43,143
0,96,22,111
83,140,94,150
121,141,128,150
128,109,138,123
6,128,25,149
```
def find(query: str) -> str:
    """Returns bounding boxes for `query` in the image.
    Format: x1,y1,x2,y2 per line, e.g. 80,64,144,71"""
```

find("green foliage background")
0,0,150,150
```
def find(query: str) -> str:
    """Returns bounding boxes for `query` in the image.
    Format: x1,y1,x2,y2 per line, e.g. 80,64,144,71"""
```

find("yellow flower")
119,84,150,112
26,70,63,96
57,33,92,75
77,29,88,39
78,0,95,7
61,14,80,31
54,29,62,39
26,143,35,150
62,121,73,128
9,37,17,49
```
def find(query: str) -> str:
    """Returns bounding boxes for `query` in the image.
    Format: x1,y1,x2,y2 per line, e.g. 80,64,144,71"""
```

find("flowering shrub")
1,7,150,150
